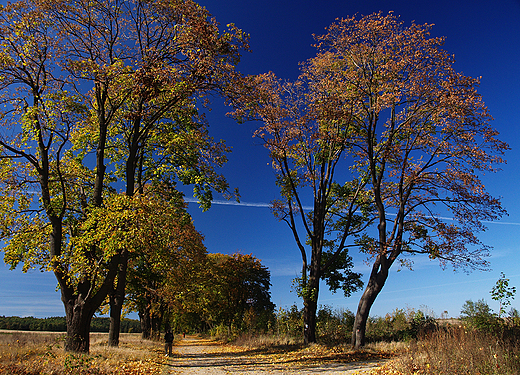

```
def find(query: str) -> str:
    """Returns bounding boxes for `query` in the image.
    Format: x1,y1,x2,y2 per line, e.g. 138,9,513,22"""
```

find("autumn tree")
193,253,274,332
85,0,246,346
129,252,275,335
232,74,367,343
102,187,207,340
305,13,508,347
0,0,107,353
233,12,506,346
0,0,247,352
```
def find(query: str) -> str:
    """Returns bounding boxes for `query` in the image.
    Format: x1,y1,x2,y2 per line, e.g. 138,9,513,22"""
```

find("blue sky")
1,0,520,320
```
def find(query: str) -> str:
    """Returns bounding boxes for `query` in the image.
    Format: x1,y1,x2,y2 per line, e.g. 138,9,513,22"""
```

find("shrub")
410,310,438,338
365,308,439,343
460,299,500,333
275,305,303,339
316,306,354,345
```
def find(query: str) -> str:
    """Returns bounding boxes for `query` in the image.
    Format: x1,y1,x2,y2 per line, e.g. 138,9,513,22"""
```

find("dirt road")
163,336,386,375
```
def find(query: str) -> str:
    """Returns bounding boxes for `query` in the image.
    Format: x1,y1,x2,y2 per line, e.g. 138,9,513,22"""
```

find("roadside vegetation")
373,305,520,374
212,300,520,375
210,304,437,346
2,300,520,374
374,325,520,375
0,332,165,375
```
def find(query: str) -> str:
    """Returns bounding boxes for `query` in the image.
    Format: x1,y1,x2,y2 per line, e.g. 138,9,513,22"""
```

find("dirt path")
163,336,386,375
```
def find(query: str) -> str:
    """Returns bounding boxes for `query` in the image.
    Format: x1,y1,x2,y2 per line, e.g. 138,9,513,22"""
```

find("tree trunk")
139,306,152,340
351,260,389,348
108,250,129,347
62,294,95,352
302,269,320,344
108,300,121,346
303,296,318,344
151,312,161,340
108,119,140,344
302,232,323,345
57,251,120,353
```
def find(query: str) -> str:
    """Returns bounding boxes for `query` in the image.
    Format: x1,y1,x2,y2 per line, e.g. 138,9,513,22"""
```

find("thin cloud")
185,198,520,226
185,197,271,208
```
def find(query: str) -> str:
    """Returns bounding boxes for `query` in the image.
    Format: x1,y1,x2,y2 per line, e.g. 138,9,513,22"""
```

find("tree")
0,0,114,353
491,272,516,318
460,299,497,331
113,187,207,340
0,0,248,352
91,0,246,346
303,13,507,347
204,253,275,331
231,72,367,343
233,11,506,347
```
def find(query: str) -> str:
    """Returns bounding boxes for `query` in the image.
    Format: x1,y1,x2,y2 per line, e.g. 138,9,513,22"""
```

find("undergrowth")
373,326,520,375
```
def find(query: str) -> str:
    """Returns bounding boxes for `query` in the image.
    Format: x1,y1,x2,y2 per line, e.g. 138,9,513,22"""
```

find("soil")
163,336,387,375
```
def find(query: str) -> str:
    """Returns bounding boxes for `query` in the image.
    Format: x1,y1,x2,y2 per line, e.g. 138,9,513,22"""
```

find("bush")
365,308,438,343
227,305,441,347
366,308,410,342
316,306,355,345
410,310,438,338
460,299,499,332
208,323,241,342
275,305,303,339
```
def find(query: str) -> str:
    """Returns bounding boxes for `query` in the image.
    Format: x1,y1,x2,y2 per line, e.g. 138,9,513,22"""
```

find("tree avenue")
233,12,507,346
0,0,248,353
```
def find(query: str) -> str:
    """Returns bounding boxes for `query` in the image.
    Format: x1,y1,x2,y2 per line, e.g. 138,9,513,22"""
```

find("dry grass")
233,332,406,353
0,331,168,375
227,332,404,369
370,326,520,375
231,333,302,348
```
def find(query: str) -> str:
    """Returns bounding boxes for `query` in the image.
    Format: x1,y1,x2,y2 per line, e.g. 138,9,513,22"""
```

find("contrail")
185,198,271,208
185,198,520,226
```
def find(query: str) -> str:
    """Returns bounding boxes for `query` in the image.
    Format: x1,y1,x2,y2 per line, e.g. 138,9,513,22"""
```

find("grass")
227,326,520,374
371,326,520,375
0,331,168,375
5,326,519,374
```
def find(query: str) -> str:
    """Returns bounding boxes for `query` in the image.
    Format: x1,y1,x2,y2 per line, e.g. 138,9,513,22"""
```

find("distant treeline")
0,316,141,333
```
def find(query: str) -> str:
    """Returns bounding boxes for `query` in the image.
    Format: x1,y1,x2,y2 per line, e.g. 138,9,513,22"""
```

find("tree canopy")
0,0,248,352
232,11,507,346
309,12,507,347
0,2,508,351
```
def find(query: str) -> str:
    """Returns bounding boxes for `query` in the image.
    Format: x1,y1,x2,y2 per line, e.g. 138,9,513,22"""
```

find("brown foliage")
231,11,508,348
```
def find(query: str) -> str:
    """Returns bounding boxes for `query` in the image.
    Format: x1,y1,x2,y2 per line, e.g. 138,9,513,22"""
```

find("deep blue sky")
1,0,520,320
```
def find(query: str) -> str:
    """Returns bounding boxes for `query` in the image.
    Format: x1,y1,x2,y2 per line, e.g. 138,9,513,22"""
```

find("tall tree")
232,73,367,343
232,12,507,346
95,0,247,346
0,0,115,353
0,0,247,352
304,13,508,347
204,253,275,331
